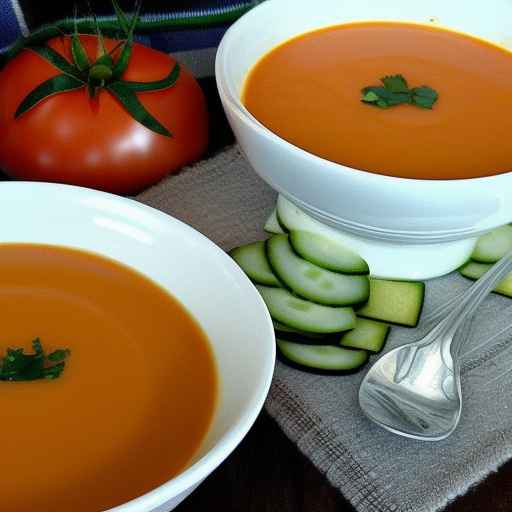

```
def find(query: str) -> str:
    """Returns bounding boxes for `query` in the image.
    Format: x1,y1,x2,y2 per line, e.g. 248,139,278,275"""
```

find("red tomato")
0,35,209,194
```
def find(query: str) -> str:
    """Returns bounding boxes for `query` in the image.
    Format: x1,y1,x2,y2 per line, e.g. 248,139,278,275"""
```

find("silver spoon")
359,249,512,441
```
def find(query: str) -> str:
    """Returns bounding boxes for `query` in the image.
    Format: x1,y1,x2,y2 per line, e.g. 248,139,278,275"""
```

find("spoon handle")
441,249,512,341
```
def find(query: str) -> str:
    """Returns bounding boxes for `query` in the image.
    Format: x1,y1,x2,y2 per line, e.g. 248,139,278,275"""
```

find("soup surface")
0,244,217,511
243,22,512,179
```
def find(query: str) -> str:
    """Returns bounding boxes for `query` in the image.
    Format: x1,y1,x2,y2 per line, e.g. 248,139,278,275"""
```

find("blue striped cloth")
0,0,27,50
0,0,261,76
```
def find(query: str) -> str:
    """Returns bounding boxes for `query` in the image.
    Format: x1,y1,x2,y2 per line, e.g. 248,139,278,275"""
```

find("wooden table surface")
176,411,512,512
175,80,512,512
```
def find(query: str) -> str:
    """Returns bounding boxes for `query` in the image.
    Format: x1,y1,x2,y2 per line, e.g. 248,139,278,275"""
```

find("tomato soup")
0,244,217,511
243,22,512,179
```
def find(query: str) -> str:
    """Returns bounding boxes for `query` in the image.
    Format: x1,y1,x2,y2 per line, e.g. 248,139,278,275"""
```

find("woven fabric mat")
136,145,512,512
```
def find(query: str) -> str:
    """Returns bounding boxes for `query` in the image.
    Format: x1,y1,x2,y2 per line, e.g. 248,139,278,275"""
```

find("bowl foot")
280,196,476,280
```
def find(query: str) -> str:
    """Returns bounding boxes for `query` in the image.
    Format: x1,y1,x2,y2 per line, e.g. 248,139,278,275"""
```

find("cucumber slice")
266,234,370,306
264,208,286,234
471,225,512,263
289,230,369,275
273,320,339,344
339,317,390,353
277,338,369,374
357,278,425,327
256,285,356,333
459,261,512,298
230,241,281,286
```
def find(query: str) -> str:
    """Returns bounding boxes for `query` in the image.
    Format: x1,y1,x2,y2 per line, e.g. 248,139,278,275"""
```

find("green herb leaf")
48,349,71,363
122,62,180,92
27,45,83,80
15,73,85,118
107,80,172,136
43,362,66,380
361,75,438,110
32,338,43,355
381,74,409,93
362,86,411,107
361,90,379,103
411,86,439,109
0,340,69,382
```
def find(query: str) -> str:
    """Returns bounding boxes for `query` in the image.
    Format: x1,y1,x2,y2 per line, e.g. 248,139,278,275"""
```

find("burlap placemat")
137,145,512,512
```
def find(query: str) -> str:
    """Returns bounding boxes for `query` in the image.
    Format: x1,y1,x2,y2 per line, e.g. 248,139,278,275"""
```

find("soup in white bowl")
0,182,275,512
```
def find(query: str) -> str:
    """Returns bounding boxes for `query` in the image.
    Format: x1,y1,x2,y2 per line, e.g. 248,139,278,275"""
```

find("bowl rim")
0,181,276,512
215,0,512,187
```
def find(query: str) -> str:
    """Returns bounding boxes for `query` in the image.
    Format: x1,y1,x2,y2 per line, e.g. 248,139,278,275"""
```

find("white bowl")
216,0,512,279
0,181,275,512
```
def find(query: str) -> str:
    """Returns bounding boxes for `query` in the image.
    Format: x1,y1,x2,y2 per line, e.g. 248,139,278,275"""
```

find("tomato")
0,35,209,195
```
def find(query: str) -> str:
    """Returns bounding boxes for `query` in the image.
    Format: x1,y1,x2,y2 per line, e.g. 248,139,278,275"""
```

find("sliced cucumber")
273,320,338,344
266,234,370,306
273,320,300,333
459,261,512,298
256,285,356,333
277,338,369,374
230,241,281,286
339,317,390,353
289,230,369,275
357,279,424,327
471,225,512,263
264,208,286,234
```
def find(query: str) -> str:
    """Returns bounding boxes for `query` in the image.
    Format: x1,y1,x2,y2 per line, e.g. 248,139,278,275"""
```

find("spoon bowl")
359,334,462,440
359,250,512,440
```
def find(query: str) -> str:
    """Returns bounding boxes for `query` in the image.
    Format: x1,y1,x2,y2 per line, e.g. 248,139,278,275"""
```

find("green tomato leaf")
381,74,409,93
28,45,83,80
112,0,130,35
112,1,142,80
71,34,90,72
107,81,172,137
15,73,85,118
122,62,180,92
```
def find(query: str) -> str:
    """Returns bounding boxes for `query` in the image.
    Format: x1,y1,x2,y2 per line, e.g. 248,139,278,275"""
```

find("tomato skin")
0,35,209,195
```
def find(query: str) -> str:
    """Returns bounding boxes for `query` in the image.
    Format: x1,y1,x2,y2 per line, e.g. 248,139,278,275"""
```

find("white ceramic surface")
0,181,275,512
216,0,512,278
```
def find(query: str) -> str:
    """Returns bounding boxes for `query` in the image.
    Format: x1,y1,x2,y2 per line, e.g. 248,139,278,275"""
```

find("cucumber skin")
276,342,370,375
264,209,286,235
274,328,340,345
265,236,370,307
256,285,357,334
229,241,281,287
275,210,290,233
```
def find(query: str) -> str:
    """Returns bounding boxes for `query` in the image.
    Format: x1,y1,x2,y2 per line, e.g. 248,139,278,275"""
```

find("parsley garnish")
0,339,71,381
361,74,438,109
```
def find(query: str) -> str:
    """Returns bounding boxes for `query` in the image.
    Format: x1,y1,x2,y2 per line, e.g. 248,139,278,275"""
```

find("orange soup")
243,22,512,179
0,244,217,511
